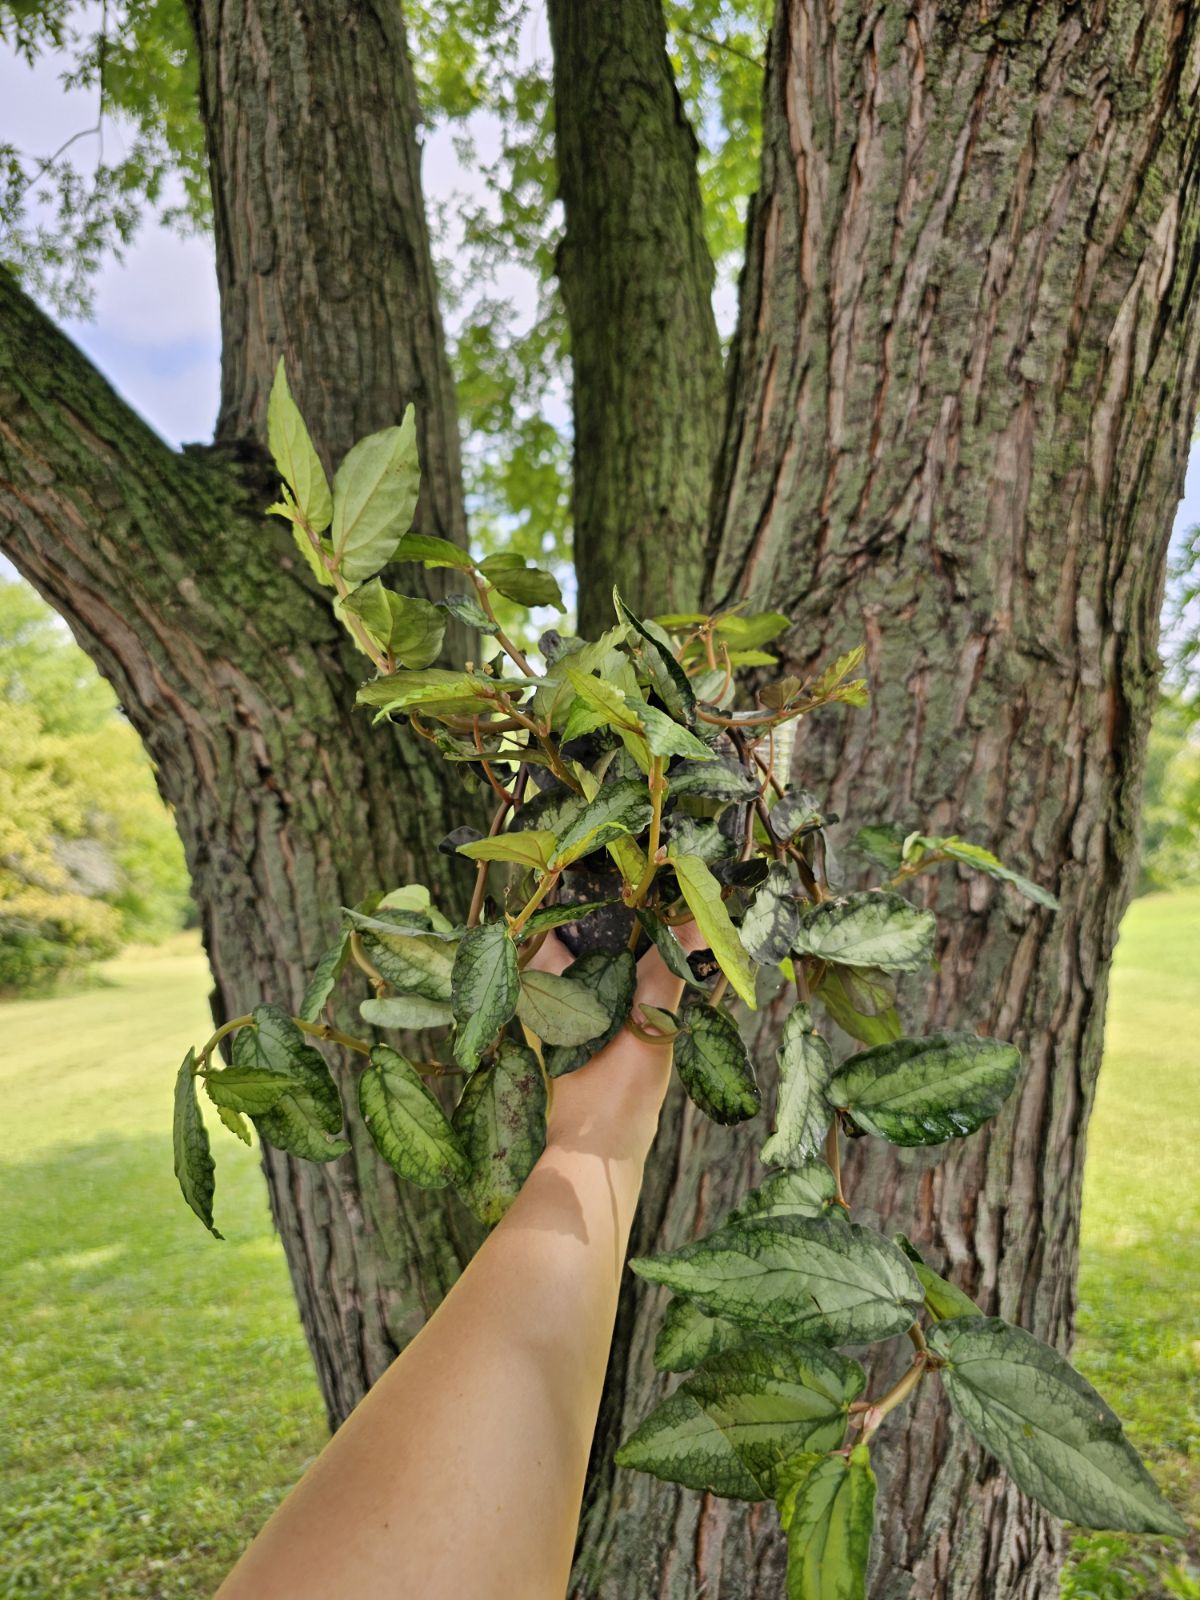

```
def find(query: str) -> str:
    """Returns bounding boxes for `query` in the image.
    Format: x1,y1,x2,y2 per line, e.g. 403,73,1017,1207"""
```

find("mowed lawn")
0,898,1197,1598
0,937,326,1598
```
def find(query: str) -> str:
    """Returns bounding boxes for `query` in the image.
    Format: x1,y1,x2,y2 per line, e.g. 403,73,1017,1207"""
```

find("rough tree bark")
0,0,483,1430
552,4,1200,1598
702,4,1200,1596
547,0,725,634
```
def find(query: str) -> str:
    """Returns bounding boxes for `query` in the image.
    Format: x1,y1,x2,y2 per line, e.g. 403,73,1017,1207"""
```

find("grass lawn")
0,936,326,1598
1064,889,1200,1599
0,897,1196,1598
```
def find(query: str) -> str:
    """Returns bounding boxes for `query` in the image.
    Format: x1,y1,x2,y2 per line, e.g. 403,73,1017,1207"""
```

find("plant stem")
349,931,388,997
857,1355,929,1445
472,574,535,677
508,869,560,938
629,758,667,903
295,1018,372,1056
294,507,394,676
196,1014,253,1066
825,1120,849,1210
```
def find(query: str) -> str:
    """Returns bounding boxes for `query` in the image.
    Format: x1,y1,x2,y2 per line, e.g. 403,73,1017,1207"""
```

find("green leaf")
740,863,802,965
331,409,421,583
269,484,337,589
216,1104,252,1145
850,824,906,873
894,1236,980,1321
829,1033,1022,1146
267,358,332,534
667,759,759,803
437,591,498,632
779,1446,876,1600
173,1051,220,1237
393,532,474,570
714,611,791,651
355,667,499,717
533,625,630,727
457,830,557,870
637,1004,680,1038
927,1317,1188,1536
339,581,446,668
561,662,646,741
762,1004,835,1167
924,835,1060,911
517,968,613,1046
484,562,565,611
616,1342,863,1500
298,928,351,1022
544,950,637,1077
809,645,867,699
665,816,732,866
791,892,935,974
358,1045,470,1188
236,1005,350,1162
516,900,617,940
637,908,705,989
818,969,902,1048
655,1169,843,1368
653,1298,750,1373
452,1041,547,1224
451,923,519,1069
640,705,715,761
550,778,653,867
728,1163,839,1225
204,1061,293,1115
613,587,697,724
671,853,758,1009
360,994,455,1030
632,1214,922,1346
674,1002,761,1124
344,910,456,1003
765,790,823,845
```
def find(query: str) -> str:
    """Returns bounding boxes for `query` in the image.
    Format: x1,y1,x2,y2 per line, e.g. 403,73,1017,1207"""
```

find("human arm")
215,930,694,1600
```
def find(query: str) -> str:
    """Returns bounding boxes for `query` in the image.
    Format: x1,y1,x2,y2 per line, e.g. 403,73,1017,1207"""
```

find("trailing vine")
168,367,1186,1596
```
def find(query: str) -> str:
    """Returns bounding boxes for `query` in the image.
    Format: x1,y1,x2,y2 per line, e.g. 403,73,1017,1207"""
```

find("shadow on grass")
0,1132,325,1600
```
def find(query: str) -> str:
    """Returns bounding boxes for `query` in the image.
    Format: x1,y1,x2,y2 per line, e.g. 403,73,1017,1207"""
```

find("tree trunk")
699,4,1200,1595
547,0,725,634
0,0,481,1432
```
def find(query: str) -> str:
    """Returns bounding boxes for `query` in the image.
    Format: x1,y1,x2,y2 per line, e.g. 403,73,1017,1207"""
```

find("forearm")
215,1034,671,1600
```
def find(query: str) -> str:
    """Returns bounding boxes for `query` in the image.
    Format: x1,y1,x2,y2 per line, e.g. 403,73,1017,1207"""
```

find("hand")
528,920,705,1159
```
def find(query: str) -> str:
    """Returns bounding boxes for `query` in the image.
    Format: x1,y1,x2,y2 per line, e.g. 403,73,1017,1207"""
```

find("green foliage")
0,578,190,992
1,0,206,315
159,393,1177,1599
1139,694,1200,893
615,1341,863,1499
929,1317,1187,1536
779,1446,877,1600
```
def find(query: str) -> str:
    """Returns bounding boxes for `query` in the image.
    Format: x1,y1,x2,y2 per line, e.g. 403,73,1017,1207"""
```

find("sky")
2,25,1198,590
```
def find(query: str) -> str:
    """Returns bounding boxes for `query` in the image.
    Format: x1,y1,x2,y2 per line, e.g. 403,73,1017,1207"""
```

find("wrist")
544,1032,673,1161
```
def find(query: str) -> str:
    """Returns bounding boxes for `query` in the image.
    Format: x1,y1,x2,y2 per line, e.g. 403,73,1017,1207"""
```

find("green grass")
0,936,326,1597
1063,890,1200,1598
0,897,1196,1598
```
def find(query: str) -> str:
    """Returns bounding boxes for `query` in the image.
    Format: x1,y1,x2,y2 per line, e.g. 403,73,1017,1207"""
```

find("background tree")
1,3,1198,1597
0,577,190,991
